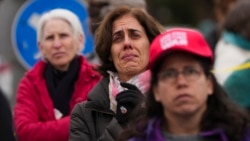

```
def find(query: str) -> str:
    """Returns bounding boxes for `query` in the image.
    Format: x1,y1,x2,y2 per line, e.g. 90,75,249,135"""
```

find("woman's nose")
52,37,62,48
123,35,132,49
175,72,188,84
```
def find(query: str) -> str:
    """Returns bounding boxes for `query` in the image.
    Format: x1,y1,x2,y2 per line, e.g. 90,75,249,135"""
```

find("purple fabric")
128,117,250,141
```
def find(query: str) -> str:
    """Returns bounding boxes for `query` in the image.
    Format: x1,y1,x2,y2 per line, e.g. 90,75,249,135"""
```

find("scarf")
108,70,151,112
45,57,80,117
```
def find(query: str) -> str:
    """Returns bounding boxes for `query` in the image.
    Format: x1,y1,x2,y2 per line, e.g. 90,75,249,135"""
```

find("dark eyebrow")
183,65,199,69
164,68,176,71
113,28,142,35
129,28,140,32
112,30,123,37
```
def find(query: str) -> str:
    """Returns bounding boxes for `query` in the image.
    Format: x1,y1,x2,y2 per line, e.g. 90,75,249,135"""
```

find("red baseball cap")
148,27,213,70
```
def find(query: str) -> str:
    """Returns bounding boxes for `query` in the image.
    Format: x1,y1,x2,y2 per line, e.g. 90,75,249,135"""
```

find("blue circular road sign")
12,0,94,69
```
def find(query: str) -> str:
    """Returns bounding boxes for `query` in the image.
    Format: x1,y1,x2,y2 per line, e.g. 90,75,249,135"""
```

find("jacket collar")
85,77,114,115
222,31,250,50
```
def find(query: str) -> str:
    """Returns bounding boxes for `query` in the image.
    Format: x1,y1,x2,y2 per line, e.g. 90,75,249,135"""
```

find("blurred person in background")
14,8,101,141
118,27,250,141
205,0,237,52
85,0,147,64
214,0,250,112
69,6,164,141
0,55,13,102
0,88,16,141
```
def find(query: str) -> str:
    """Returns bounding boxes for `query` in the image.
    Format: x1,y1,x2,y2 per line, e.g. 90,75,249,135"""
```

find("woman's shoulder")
24,61,46,78
85,77,111,110
88,77,109,96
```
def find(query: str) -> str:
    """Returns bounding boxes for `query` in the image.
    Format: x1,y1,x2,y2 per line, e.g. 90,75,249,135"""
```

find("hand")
115,82,144,126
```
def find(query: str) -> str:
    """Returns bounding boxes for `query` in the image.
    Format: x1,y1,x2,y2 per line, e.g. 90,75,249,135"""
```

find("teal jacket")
224,59,250,109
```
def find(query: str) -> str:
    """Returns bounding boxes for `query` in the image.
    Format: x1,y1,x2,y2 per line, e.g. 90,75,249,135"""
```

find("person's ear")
79,34,84,45
38,42,42,50
77,34,84,52
207,76,214,96
38,42,44,55
153,85,161,102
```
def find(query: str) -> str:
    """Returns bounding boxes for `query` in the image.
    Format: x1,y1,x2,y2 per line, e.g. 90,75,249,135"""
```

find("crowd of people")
1,0,250,141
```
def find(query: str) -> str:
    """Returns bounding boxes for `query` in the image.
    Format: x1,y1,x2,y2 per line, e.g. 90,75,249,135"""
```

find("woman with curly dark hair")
69,6,164,141
118,27,250,141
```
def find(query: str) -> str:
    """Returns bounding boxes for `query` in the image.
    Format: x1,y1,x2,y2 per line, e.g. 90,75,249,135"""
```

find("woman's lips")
122,54,137,61
53,52,65,58
175,94,192,101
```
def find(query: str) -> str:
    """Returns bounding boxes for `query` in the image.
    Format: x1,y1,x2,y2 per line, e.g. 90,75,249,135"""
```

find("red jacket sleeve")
14,77,70,141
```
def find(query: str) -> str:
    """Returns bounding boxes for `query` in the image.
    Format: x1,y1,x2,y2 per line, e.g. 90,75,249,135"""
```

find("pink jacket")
14,56,101,141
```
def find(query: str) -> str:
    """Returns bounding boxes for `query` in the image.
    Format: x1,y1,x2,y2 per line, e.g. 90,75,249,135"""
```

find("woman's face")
38,18,83,71
153,52,213,119
110,14,150,82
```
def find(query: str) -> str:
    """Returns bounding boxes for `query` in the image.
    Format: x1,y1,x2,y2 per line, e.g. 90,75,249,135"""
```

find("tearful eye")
112,35,123,43
131,33,140,38
113,36,121,42
131,35,140,40
130,30,141,39
112,31,124,43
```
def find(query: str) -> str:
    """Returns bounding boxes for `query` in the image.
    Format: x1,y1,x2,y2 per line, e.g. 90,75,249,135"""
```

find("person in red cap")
118,27,250,141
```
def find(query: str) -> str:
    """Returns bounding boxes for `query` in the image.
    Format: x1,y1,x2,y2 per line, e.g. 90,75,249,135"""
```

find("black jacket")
69,77,123,141
0,89,16,141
